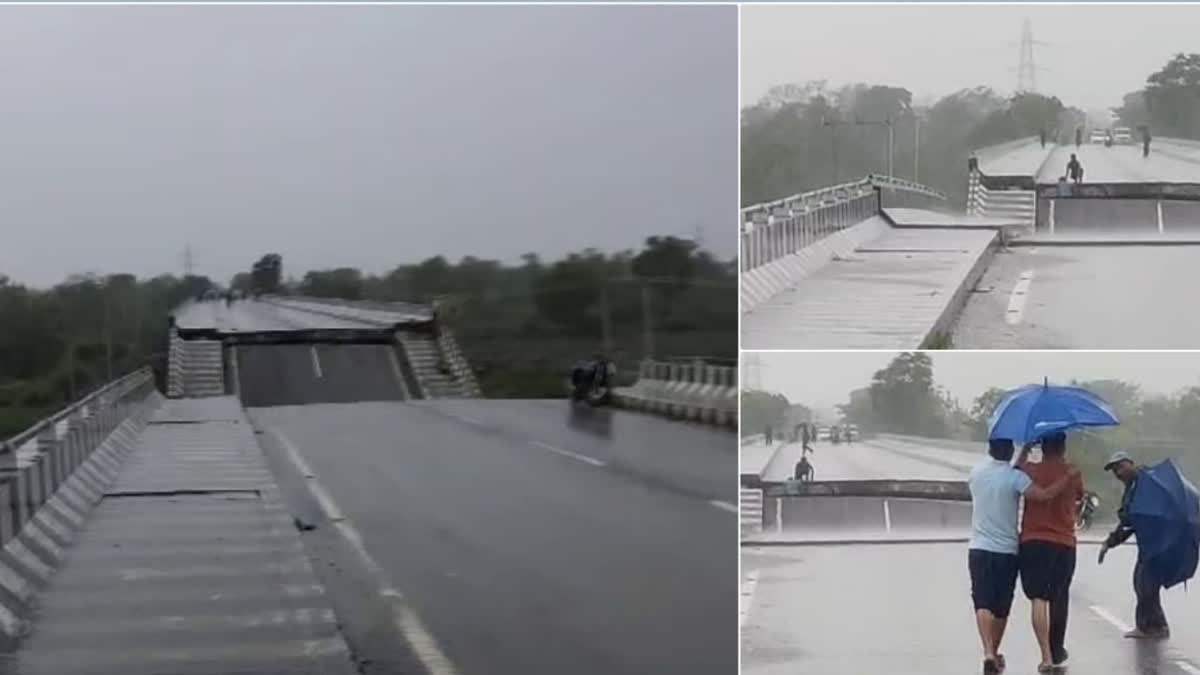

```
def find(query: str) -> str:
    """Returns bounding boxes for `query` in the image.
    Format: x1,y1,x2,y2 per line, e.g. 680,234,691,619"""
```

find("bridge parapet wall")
0,368,162,636
613,359,736,428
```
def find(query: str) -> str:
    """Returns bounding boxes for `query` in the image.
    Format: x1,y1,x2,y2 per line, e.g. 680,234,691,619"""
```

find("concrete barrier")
0,368,163,639
613,359,736,428
740,489,763,539
758,495,971,536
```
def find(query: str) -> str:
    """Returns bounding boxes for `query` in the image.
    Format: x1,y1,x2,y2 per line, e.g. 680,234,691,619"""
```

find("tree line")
0,236,734,437
829,352,1200,519
743,52,1200,208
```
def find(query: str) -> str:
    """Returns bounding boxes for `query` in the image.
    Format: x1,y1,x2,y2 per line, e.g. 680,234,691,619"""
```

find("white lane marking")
1005,269,1036,325
1089,604,1133,633
454,414,486,428
529,440,606,467
1177,662,1200,675
740,570,760,630
310,346,323,379
269,427,460,675
709,500,738,514
883,499,892,533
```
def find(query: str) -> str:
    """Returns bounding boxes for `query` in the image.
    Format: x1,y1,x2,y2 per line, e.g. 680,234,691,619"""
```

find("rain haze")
741,4,1200,111
756,351,1200,417
0,5,736,288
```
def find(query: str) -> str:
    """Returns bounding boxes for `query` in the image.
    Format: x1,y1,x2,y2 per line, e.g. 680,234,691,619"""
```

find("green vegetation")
824,352,1200,520
743,52,1200,208
742,83,1084,208
1114,53,1200,139
0,236,734,438
740,389,790,439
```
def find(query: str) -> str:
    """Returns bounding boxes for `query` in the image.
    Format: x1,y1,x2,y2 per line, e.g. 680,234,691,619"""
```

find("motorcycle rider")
570,354,614,400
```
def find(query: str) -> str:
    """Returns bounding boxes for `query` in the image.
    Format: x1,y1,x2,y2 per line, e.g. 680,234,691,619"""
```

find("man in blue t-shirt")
969,439,1079,674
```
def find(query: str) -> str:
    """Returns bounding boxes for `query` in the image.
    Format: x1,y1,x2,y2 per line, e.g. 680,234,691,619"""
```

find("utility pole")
855,115,895,177
640,283,654,360
104,296,113,381
821,116,843,183
599,283,613,356
914,117,921,182
183,245,194,278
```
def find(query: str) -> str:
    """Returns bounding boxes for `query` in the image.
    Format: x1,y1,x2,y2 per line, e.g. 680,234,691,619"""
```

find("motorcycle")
1077,491,1101,531
568,360,615,406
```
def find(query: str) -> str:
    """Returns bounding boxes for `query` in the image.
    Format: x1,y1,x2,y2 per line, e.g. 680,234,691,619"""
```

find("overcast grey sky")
0,5,736,288
753,351,1200,421
742,4,1200,113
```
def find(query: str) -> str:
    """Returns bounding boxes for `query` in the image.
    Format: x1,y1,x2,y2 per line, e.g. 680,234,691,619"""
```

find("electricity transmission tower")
742,353,762,391
183,245,195,277
1015,18,1049,94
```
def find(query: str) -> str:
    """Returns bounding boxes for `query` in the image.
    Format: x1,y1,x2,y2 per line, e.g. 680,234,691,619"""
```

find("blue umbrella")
1129,459,1200,589
988,379,1120,445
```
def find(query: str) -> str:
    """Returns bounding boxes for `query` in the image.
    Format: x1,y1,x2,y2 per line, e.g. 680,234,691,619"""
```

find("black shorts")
969,548,1020,618
1019,541,1077,601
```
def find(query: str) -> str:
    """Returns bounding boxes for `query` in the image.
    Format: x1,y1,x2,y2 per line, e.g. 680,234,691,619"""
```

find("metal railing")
2,367,154,456
740,175,947,272
0,367,156,544
970,135,1042,167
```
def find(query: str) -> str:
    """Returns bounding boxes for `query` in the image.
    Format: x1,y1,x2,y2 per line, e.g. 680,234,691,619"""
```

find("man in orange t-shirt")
1018,432,1084,672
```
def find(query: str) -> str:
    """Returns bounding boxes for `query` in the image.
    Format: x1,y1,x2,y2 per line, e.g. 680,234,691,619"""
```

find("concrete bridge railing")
743,479,971,540
613,359,736,428
740,175,949,273
0,368,159,548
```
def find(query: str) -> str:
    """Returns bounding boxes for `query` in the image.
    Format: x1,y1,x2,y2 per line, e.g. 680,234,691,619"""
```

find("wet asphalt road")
248,400,737,675
236,343,407,407
742,541,1200,675
951,245,1200,349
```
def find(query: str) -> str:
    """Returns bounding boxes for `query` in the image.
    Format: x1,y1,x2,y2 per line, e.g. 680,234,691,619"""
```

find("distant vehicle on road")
1113,126,1133,144
816,426,831,441
845,424,859,441
1090,129,1109,144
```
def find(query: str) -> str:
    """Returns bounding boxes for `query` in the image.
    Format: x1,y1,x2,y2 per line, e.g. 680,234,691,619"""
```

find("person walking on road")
969,439,1080,675
1098,451,1171,639
1040,129,1047,149
1143,128,1152,158
1017,432,1083,671
801,423,814,456
1075,127,1083,148
1066,155,1084,185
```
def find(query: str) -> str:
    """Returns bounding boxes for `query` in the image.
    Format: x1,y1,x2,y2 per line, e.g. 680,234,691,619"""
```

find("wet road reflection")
742,541,1200,674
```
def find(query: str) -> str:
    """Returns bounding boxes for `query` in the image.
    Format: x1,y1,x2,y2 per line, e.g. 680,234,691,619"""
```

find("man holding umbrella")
1098,451,1200,639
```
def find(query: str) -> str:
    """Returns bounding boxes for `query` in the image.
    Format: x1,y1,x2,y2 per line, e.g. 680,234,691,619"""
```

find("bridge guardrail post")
66,409,86,483
36,422,59,511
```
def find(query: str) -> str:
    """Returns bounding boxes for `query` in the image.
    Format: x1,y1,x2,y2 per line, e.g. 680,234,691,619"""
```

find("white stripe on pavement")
1005,269,1035,325
529,441,606,468
709,500,738,514
268,426,461,675
740,570,760,630
1089,604,1132,633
